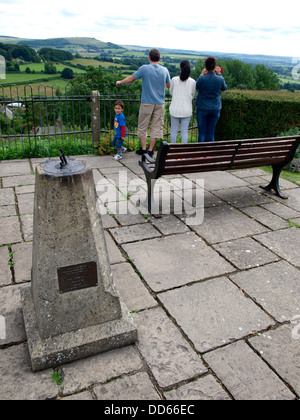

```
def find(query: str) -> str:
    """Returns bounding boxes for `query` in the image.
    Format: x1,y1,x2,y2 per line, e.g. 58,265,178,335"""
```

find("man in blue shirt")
116,49,171,156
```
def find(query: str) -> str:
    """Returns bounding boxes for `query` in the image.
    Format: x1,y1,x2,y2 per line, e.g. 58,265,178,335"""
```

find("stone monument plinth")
21,155,137,371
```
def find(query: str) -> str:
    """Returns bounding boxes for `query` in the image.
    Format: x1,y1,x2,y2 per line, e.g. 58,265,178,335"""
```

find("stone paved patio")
0,153,299,400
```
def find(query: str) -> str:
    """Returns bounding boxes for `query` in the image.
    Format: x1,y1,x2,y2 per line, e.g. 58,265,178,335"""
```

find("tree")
38,47,73,62
44,62,57,74
192,57,280,90
61,68,74,79
255,64,280,90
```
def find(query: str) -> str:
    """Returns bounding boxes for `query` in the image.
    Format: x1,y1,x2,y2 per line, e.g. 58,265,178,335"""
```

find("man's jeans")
197,108,220,142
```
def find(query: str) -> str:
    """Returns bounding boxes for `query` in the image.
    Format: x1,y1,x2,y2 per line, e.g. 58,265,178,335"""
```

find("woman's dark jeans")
197,108,220,142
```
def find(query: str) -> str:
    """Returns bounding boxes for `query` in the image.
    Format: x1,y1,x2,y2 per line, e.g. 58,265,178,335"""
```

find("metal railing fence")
0,82,198,159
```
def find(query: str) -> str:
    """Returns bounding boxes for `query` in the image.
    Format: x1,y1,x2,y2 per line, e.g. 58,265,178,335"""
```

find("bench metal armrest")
142,153,156,164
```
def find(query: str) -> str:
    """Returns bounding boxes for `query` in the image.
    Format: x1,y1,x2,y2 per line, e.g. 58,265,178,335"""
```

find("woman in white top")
169,60,196,143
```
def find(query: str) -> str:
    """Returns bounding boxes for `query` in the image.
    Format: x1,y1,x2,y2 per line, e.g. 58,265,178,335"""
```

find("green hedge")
215,90,300,140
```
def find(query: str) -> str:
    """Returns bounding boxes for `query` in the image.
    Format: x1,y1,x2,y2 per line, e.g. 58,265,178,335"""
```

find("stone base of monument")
21,156,137,372
21,290,137,372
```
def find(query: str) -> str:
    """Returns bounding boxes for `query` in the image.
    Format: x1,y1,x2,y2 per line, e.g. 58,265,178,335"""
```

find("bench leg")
146,178,161,217
260,165,288,199
147,178,153,214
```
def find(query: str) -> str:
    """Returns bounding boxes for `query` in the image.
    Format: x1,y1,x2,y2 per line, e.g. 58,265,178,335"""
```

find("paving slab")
229,168,268,178
184,170,248,190
0,161,32,177
111,262,157,311
132,307,207,388
19,214,33,241
192,205,268,244
0,205,16,217
159,277,274,352
17,193,34,214
110,223,161,244
1,174,35,188
261,201,300,220
0,284,27,345
93,372,161,400
59,346,143,396
230,261,300,322
284,188,300,212
0,216,22,244
150,214,191,235
242,205,289,230
0,343,58,400
123,232,234,292
0,246,12,286
11,241,32,283
15,185,35,194
0,188,15,205
212,186,273,208
254,227,300,267
249,325,300,396
213,237,279,269
203,341,295,400
164,374,231,400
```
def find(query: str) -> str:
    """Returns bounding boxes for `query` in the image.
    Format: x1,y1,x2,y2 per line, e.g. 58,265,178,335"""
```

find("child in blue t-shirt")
112,100,127,160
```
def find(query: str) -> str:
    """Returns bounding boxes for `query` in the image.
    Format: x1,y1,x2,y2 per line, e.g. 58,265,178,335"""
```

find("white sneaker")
113,154,122,160
122,147,127,153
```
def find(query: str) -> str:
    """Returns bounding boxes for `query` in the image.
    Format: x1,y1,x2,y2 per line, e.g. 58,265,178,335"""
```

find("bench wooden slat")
163,156,287,175
165,148,290,169
165,157,232,167
167,146,291,161
168,137,295,151
168,141,294,157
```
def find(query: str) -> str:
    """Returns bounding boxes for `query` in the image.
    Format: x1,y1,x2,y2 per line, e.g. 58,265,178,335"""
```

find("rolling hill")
0,36,125,54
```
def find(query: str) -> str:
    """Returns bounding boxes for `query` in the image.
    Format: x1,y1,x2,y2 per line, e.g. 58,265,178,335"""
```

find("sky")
0,0,299,58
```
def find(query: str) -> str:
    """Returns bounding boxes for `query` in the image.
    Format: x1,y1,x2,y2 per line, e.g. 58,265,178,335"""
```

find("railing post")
91,90,100,148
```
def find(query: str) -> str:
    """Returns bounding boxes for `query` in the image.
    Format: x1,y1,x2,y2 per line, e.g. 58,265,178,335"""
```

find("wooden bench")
139,135,300,214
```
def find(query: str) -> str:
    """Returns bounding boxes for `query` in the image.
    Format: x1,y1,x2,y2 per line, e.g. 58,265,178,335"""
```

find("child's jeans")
112,136,124,150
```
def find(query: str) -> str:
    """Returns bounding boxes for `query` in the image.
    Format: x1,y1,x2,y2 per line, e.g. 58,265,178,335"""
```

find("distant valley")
0,35,294,67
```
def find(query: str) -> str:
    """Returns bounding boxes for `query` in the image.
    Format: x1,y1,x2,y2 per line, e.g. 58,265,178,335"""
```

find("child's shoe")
122,147,127,153
113,154,122,160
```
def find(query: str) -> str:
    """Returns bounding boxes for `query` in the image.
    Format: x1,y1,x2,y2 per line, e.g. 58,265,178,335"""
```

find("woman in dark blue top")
196,57,228,142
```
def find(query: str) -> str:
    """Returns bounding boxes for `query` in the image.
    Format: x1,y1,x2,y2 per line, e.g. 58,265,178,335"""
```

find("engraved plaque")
58,262,98,293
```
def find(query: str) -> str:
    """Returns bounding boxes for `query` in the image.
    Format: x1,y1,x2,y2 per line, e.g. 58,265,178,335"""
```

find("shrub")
278,127,300,172
215,90,300,141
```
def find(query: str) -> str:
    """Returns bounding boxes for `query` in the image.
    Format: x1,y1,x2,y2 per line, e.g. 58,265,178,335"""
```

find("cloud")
94,15,149,31
223,27,251,34
60,9,80,18
175,23,216,33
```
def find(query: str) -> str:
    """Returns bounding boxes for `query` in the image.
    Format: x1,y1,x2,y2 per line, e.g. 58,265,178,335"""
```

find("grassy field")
19,62,86,73
71,58,127,68
0,77,73,96
2,72,58,84
0,56,129,93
